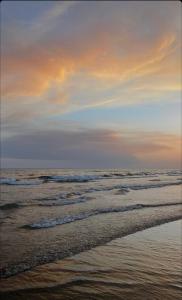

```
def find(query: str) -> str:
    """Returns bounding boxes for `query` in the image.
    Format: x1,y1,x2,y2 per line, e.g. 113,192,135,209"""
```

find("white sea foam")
25,212,92,229
1,169,181,186
24,202,182,229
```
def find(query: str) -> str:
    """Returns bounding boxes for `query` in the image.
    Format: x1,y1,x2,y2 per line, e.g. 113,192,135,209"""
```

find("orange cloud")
2,10,180,105
128,133,181,168
1,0,181,135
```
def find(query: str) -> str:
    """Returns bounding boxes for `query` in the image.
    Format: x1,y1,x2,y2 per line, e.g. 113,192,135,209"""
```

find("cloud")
31,1,77,37
1,1,181,169
1,129,181,168
2,1,181,109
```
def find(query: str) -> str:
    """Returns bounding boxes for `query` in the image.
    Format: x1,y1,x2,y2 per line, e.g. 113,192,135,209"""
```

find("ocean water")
0,168,182,298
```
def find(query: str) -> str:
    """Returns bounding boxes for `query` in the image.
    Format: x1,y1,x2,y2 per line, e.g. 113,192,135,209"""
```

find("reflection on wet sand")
1,220,181,300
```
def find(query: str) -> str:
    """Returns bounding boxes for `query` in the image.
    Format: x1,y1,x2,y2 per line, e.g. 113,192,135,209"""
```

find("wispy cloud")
1,1,181,168
29,1,78,40
2,2,180,104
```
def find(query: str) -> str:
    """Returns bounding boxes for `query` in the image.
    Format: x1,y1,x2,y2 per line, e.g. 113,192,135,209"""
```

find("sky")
1,1,181,169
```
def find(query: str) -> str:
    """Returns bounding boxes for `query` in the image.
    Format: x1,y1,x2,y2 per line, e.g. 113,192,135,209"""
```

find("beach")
0,219,181,299
0,169,182,299
0,169,182,276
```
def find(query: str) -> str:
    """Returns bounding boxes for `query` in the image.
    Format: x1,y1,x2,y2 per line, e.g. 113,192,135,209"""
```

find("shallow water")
0,220,181,299
0,168,182,280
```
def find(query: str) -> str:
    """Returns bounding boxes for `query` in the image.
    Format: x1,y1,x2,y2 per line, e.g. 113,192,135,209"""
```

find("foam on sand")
23,202,181,229
1,204,181,278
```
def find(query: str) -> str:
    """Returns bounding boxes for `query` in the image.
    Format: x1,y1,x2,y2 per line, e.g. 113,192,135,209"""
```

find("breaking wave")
0,178,41,186
0,175,100,185
38,175,100,182
1,169,181,186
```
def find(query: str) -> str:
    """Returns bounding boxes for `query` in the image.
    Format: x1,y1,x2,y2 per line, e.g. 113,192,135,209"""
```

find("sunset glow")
1,1,181,168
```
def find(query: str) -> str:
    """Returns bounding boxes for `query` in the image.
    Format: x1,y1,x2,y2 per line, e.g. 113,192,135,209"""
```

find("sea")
0,168,182,299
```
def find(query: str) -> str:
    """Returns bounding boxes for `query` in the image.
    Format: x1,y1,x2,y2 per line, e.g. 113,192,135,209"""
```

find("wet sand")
1,219,181,300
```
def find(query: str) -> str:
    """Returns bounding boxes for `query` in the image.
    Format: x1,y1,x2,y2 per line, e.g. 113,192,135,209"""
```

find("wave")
23,202,182,229
34,181,182,208
127,181,182,190
38,172,157,182
0,178,41,186
38,175,100,182
166,170,182,176
0,175,100,185
38,196,93,207
1,170,181,186
84,180,182,194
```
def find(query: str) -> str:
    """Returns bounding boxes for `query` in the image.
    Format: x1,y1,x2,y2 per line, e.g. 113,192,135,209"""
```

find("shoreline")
1,211,182,280
0,219,181,300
